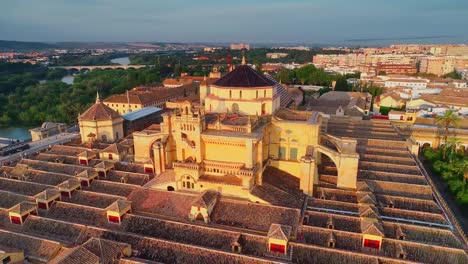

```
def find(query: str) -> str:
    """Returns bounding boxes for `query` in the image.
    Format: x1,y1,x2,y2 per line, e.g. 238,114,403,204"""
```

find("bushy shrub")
424,148,468,206
448,180,465,195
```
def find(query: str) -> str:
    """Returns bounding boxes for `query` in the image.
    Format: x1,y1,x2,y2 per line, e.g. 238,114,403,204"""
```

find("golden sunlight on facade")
128,58,359,201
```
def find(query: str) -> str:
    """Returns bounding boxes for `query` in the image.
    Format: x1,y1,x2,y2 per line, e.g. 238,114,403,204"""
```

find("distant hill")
0,40,57,51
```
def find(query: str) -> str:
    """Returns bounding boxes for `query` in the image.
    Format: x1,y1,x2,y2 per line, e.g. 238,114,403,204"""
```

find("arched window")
232,103,239,112
256,90,258,98
229,90,232,98
239,91,242,99
264,90,266,97
108,153,113,160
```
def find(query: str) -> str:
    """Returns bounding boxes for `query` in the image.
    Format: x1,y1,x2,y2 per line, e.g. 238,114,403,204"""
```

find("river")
61,75,75,84
0,59,132,141
111,56,130,65
0,126,31,141
58,56,129,85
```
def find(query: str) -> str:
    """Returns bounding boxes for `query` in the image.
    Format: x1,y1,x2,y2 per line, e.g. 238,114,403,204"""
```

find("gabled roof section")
267,224,291,240
9,201,37,214
94,161,115,170
357,193,377,205
35,188,60,200
75,170,98,180
101,143,127,154
106,200,131,213
78,150,96,158
57,179,81,190
359,205,380,219
213,65,276,88
361,220,385,237
49,246,100,264
82,237,130,264
191,190,218,208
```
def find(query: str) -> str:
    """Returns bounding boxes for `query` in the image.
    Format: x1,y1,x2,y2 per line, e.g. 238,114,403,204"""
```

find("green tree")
276,69,293,84
446,137,462,163
334,77,350,91
443,71,462,80
436,110,461,160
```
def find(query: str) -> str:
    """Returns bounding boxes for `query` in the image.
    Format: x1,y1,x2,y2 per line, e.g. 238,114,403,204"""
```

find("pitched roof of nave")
80,93,121,121
213,65,276,88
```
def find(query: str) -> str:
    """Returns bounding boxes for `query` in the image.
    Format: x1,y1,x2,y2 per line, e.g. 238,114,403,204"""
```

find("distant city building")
266,53,288,59
230,43,250,50
384,78,430,89
273,46,310,51
376,63,417,75
430,45,468,56
203,47,222,52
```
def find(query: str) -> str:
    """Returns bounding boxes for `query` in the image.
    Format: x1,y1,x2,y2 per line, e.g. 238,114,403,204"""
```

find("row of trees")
423,146,468,205
275,64,358,88
423,110,468,205
0,62,162,125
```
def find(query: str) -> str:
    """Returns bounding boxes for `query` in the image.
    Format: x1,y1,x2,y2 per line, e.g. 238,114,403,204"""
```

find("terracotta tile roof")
128,188,194,219
191,190,218,208
0,190,31,209
210,199,301,233
22,215,86,243
79,150,96,158
75,169,97,180
359,205,381,219
267,224,291,240
107,200,131,212
104,83,199,105
8,201,37,214
87,180,136,197
421,94,468,107
94,161,115,170
63,191,119,209
80,102,120,121
0,230,62,262
0,177,50,196
101,143,127,154
49,246,100,264
163,78,193,86
57,179,81,190
381,92,403,102
82,237,130,264
361,220,385,236
121,214,241,252
213,65,275,88
44,202,106,226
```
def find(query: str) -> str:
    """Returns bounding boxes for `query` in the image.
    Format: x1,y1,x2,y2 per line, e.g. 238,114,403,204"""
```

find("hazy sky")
1,0,468,44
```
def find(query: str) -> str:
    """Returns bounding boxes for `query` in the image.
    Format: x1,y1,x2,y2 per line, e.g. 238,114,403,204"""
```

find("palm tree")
446,137,462,163
436,110,461,160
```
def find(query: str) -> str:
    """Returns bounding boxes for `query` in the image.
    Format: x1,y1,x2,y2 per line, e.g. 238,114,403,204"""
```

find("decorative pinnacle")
96,92,101,103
